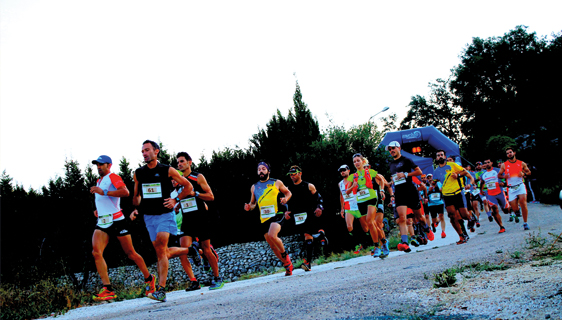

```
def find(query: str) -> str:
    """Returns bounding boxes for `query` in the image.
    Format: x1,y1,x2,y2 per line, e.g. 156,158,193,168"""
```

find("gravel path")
54,203,562,320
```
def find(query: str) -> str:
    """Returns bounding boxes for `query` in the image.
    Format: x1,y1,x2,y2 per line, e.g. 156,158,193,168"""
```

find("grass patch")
432,262,509,288
525,230,547,249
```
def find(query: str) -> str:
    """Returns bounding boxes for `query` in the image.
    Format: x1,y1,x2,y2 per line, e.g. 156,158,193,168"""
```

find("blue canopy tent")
379,126,461,176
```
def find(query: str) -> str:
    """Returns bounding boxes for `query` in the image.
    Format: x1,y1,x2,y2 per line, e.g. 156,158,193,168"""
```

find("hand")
163,198,177,209
396,172,406,179
244,203,252,211
451,173,458,179
314,208,322,217
518,171,525,177
465,184,470,190
284,211,291,220
340,210,344,218
280,197,288,205
94,210,98,218
424,198,428,204
130,209,139,221
90,186,104,195
380,192,386,201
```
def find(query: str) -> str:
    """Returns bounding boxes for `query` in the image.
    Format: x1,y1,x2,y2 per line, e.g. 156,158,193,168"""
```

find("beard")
507,154,514,160
437,158,446,165
258,172,268,181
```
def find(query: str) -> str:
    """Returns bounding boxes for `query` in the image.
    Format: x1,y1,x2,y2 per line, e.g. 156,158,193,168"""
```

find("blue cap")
92,155,112,165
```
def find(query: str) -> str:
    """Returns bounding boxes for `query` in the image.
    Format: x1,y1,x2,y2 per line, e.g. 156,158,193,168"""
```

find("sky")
1,0,561,190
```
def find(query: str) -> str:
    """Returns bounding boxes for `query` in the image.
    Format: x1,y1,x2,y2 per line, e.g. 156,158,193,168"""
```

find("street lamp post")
369,106,389,121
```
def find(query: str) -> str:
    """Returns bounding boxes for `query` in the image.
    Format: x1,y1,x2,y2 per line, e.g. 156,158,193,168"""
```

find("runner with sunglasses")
386,142,434,253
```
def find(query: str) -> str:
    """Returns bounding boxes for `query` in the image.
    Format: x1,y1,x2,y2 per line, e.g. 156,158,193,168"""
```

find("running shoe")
373,247,382,258
353,244,363,254
189,248,202,267
397,242,411,253
148,286,166,302
370,248,374,256
509,214,514,222
464,233,470,241
470,226,475,233
523,223,530,231
432,223,436,233
301,259,311,272
144,274,156,296
467,219,475,229
456,237,467,245
319,230,329,246
284,262,294,276
498,227,506,233
476,221,481,228
185,280,201,291
488,216,494,222
209,277,224,290
441,231,446,238
514,215,520,223
381,242,390,258
426,229,435,241
410,239,419,247
93,287,116,302
419,236,428,245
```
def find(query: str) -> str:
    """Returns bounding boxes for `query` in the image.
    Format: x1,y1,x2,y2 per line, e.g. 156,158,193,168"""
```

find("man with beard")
244,162,293,275
90,155,155,301
479,158,506,233
285,165,327,271
498,148,532,230
130,140,193,302
433,150,475,244
387,141,434,253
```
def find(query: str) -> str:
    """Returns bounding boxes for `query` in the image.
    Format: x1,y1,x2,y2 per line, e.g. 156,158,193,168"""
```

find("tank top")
480,168,503,196
135,162,173,215
179,171,207,216
289,181,315,214
254,178,281,223
339,179,359,211
347,168,378,203
504,160,524,187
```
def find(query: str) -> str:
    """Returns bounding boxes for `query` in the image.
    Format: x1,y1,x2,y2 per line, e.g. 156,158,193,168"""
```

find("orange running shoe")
93,287,116,302
441,231,446,238
427,229,435,241
498,227,506,233
145,274,156,296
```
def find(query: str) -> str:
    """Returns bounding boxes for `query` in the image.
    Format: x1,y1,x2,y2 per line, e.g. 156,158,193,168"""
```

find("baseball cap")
387,141,400,150
92,155,112,165
338,164,350,171
287,165,302,175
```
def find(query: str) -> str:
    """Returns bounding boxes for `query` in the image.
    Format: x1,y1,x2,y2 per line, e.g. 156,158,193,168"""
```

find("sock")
381,238,387,244
104,284,113,291
190,277,197,282
401,235,409,243
515,210,521,216
486,211,492,217
306,239,313,262
144,274,152,282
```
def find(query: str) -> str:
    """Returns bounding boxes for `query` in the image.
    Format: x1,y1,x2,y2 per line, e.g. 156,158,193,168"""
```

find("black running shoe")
186,280,201,291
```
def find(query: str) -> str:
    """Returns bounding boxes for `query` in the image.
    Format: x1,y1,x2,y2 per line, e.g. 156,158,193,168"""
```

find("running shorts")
357,198,378,216
428,204,444,219
507,184,527,202
144,211,178,242
260,213,286,235
443,193,466,211
95,218,130,238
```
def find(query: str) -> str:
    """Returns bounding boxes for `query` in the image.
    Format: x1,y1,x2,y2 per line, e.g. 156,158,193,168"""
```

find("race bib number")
392,174,406,186
471,190,479,196
180,197,198,213
97,214,113,228
429,193,441,201
486,181,496,190
260,205,276,220
142,183,162,199
294,212,307,225
357,187,370,200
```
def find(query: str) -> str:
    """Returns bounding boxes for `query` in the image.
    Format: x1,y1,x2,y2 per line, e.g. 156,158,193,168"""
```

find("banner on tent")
401,130,423,144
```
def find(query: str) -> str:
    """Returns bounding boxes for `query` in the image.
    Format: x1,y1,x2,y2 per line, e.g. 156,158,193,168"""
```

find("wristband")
404,172,408,178
103,189,108,196
175,197,180,203
195,191,200,197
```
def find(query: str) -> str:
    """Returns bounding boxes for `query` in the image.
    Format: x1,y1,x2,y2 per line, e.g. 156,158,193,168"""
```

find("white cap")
387,141,400,150
338,164,350,171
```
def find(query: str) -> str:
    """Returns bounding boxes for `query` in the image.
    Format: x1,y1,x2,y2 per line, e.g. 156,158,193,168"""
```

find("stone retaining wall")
70,235,308,290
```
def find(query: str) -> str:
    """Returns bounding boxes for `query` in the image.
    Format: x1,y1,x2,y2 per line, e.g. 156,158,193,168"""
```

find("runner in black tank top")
130,140,193,302
286,165,326,272
177,152,224,290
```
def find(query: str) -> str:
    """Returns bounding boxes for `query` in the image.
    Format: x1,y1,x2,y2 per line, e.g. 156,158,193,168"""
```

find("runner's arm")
244,185,257,211
196,174,215,201
131,173,141,220
167,167,194,209
522,162,531,176
497,163,506,179
276,180,292,205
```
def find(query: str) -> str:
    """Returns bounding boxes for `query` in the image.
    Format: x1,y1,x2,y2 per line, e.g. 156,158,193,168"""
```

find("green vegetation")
433,262,510,288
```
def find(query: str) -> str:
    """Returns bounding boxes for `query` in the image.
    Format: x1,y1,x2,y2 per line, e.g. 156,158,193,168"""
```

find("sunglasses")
353,153,362,158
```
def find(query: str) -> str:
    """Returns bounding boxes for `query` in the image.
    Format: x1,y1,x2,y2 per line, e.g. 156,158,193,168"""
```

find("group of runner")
88,139,533,303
